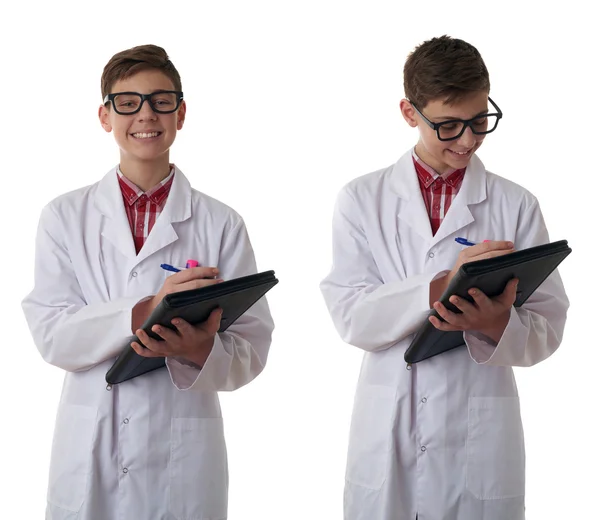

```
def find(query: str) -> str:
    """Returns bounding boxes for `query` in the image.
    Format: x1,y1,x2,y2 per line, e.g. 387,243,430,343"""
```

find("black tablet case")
106,270,278,384
403,240,571,364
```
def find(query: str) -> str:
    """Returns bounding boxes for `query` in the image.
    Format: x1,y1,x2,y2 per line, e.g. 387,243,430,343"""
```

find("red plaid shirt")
117,167,175,254
412,150,466,235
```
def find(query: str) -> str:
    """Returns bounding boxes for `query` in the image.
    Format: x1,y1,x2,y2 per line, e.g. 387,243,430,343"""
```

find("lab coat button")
421,446,427,452
131,272,138,278
421,397,427,403
123,468,128,474
106,384,112,391
428,252,435,258
123,418,129,424
406,364,412,370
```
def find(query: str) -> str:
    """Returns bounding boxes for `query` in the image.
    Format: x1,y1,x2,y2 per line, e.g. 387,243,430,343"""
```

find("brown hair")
403,35,489,110
101,44,182,99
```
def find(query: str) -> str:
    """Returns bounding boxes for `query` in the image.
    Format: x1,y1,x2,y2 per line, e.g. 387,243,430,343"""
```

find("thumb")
498,278,519,306
203,308,223,335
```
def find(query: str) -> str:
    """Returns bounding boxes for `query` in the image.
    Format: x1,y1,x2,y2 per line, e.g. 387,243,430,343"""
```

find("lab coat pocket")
466,396,525,500
346,384,396,490
169,417,228,520
47,404,98,512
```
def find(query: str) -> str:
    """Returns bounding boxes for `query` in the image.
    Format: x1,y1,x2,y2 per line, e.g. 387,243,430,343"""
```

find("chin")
126,147,170,162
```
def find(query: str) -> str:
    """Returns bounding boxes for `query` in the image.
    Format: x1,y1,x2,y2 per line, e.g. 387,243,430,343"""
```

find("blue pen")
160,263,186,273
455,237,477,247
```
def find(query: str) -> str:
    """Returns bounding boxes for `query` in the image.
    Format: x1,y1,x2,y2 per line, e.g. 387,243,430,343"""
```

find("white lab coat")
22,166,274,520
320,150,569,520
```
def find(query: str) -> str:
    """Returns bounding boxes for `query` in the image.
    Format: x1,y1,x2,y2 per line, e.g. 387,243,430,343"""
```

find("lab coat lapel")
391,151,488,247
94,168,137,260
133,166,192,267
392,151,435,242
93,166,192,269
430,154,487,247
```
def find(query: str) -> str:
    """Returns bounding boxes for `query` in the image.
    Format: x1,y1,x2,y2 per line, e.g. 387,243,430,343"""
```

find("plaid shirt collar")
412,149,465,189
117,166,175,207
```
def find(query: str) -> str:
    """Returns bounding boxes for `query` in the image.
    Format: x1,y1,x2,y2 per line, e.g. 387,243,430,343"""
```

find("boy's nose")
137,100,157,120
456,126,476,147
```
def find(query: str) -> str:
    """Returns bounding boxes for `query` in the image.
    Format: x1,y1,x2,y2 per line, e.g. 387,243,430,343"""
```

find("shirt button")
123,418,129,424
428,252,435,258
421,397,428,403
106,384,112,391
406,364,412,371
123,468,129,474
421,446,427,452
433,204,440,210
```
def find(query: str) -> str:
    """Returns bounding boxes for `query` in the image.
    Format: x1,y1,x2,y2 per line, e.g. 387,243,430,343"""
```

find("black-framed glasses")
103,90,184,115
410,97,503,141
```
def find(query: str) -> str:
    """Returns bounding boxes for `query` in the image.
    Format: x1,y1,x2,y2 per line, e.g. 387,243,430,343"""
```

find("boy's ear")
176,100,187,130
98,104,112,133
400,98,419,128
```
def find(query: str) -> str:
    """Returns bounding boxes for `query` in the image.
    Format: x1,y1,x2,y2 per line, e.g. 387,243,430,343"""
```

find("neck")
119,154,172,192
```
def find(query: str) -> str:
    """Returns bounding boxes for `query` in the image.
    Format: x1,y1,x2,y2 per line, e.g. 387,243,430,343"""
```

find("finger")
429,315,462,331
173,278,225,292
467,287,494,311
479,240,514,251
171,267,220,282
470,248,515,262
433,301,464,327
171,317,195,336
131,341,163,358
198,308,223,335
465,241,514,257
151,324,180,343
136,329,166,354
495,278,519,307
448,294,477,316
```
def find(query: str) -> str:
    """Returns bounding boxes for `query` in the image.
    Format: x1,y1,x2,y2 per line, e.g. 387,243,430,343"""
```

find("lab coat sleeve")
320,186,447,352
165,217,274,391
21,204,150,372
464,198,570,366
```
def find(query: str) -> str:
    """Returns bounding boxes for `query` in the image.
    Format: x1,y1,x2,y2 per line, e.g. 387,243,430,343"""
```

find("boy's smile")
130,130,164,142
131,131,162,139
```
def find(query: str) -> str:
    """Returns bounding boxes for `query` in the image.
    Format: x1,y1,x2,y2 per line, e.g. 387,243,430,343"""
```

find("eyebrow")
114,89,174,95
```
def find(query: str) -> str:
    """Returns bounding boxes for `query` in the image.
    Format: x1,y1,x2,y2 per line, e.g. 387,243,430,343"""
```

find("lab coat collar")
94,165,192,266
392,149,488,246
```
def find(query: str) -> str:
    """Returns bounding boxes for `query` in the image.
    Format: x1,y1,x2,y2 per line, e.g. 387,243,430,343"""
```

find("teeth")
451,150,469,155
133,132,159,139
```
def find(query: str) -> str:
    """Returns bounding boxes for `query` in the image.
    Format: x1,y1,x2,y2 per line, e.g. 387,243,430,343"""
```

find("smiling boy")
320,36,569,520
22,44,274,520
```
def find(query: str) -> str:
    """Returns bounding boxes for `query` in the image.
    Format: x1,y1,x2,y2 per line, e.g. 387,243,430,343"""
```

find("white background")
1,1,598,518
